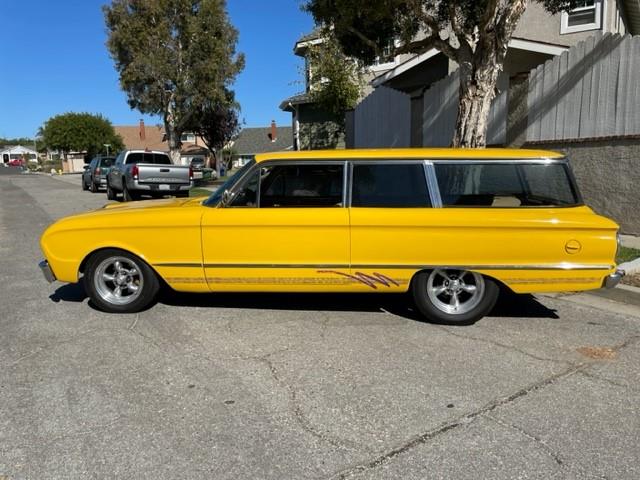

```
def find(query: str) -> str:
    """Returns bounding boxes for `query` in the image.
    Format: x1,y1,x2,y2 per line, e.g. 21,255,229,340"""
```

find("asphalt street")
1,170,639,479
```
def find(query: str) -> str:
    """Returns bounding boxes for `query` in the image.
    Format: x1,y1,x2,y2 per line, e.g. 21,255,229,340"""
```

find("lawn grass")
189,187,213,197
617,246,640,264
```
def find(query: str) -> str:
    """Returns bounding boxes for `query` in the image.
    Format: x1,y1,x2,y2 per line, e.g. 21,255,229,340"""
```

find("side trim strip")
154,262,613,271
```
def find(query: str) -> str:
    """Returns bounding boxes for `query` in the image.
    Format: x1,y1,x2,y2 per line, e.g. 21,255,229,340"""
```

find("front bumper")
39,260,57,283
603,269,625,289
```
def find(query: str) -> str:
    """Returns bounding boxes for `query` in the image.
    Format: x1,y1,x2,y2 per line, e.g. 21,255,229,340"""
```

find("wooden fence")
527,33,640,141
353,86,411,148
422,71,508,146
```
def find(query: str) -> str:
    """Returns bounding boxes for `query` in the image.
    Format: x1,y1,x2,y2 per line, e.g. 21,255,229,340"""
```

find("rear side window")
352,163,431,207
100,157,114,167
434,162,580,207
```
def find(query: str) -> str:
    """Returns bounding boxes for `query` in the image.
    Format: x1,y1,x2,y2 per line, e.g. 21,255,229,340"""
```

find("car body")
82,156,115,192
106,150,193,201
39,148,624,323
7,159,23,167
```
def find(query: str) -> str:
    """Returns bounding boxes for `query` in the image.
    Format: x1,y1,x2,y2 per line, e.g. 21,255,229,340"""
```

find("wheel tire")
90,180,98,193
122,184,139,202
83,249,160,313
82,178,88,191
106,182,116,200
412,269,499,325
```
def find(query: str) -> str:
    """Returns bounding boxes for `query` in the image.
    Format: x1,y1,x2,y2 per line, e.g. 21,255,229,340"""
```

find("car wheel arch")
78,247,165,286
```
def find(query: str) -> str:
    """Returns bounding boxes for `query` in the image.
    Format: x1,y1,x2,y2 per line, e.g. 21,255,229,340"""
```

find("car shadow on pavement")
49,283,87,303
47,283,559,323
159,289,559,323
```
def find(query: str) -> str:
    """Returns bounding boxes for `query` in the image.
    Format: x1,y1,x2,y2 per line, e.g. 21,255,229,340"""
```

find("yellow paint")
40,148,619,295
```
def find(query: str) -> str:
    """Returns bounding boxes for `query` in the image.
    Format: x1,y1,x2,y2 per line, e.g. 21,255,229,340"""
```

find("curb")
619,257,640,275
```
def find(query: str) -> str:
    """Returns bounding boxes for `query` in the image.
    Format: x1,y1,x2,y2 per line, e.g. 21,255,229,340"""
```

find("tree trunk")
451,62,501,148
164,100,182,164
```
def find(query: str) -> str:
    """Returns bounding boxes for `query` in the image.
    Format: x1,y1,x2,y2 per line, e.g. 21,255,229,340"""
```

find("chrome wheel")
93,256,144,306
426,269,485,315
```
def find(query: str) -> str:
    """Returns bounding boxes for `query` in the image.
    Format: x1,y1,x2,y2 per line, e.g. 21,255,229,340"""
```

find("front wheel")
412,269,499,325
83,249,160,313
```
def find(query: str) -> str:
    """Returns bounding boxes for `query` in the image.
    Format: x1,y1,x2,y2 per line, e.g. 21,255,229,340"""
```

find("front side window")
434,162,580,207
352,163,431,207
259,164,344,207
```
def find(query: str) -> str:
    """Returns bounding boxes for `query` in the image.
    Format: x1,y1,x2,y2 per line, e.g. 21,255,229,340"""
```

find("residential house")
230,121,293,168
0,145,37,164
279,29,405,150
348,0,640,233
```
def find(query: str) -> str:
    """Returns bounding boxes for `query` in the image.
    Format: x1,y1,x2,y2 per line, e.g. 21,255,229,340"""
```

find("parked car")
39,148,623,322
82,156,115,193
7,159,23,167
106,150,193,201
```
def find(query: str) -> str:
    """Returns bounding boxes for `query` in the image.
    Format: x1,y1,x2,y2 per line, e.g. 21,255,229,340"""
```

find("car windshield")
203,160,256,206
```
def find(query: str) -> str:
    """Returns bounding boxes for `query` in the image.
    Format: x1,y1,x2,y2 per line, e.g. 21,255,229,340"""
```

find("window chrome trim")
423,161,442,208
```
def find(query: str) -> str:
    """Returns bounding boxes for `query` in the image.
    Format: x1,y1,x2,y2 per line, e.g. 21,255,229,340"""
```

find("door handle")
160,169,170,173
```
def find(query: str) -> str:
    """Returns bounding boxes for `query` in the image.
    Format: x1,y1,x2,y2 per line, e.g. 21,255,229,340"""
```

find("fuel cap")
565,239,582,254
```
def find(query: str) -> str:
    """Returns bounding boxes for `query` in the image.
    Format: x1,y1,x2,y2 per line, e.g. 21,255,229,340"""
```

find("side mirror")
221,189,233,207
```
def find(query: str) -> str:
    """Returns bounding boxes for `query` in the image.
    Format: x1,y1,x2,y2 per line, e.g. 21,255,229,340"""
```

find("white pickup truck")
106,150,193,201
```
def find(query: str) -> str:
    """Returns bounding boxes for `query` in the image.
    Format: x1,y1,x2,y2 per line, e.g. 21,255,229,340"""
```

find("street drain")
576,346,617,360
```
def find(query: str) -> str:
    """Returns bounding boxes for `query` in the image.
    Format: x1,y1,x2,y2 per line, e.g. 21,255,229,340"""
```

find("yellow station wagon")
39,148,624,324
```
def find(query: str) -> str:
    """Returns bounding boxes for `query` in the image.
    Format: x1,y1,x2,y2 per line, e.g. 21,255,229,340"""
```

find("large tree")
104,0,244,163
40,113,124,160
305,0,575,147
184,87,240,170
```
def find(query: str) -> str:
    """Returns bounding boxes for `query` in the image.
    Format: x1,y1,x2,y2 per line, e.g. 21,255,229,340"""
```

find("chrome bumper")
39,260,56,283
604,269,625,289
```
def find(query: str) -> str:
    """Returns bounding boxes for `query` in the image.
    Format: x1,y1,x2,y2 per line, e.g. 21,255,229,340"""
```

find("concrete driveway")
1,171,639,479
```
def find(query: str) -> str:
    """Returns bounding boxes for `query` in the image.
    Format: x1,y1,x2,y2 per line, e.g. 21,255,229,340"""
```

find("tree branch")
479,0,501,32
395,32,458,61
345,26,380,55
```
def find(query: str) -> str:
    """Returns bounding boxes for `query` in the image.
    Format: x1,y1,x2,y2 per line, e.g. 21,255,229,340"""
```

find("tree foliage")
307,35,364,123
40,113,124,159
305,0,577,147
185,88,240,152
104,0,244,162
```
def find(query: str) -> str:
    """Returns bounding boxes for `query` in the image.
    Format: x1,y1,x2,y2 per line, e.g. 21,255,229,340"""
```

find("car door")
200,161,351,292
348,161,437,292
110,152,126,189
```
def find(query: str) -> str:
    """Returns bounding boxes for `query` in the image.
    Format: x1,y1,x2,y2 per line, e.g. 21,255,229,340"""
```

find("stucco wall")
298,105,344,150
514,1,626,46
524,138,640,234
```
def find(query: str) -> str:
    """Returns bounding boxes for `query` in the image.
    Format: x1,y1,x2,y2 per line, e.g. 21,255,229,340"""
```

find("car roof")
254,148,564,163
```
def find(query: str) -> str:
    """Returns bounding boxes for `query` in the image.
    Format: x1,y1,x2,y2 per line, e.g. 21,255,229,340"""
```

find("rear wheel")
122,184,140,202
412,269,499,325
82,178,88,191
83,249,159,313
90,180,98,193
106,181,116,200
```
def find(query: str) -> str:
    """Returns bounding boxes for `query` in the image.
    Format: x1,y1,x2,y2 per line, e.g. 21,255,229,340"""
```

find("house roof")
279,92,313,111
232,126,294,155
0,145,37,154
114,124,167,151
294,28,324,56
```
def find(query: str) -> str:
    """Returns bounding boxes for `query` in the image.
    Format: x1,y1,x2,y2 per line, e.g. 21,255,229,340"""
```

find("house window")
561,0,603,34
371,41,399,71
181,133,196,142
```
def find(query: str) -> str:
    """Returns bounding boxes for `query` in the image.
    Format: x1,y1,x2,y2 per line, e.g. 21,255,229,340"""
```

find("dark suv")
82,156,115,193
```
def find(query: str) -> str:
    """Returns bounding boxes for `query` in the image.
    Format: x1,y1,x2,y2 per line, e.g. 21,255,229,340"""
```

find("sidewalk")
621,234,640,249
